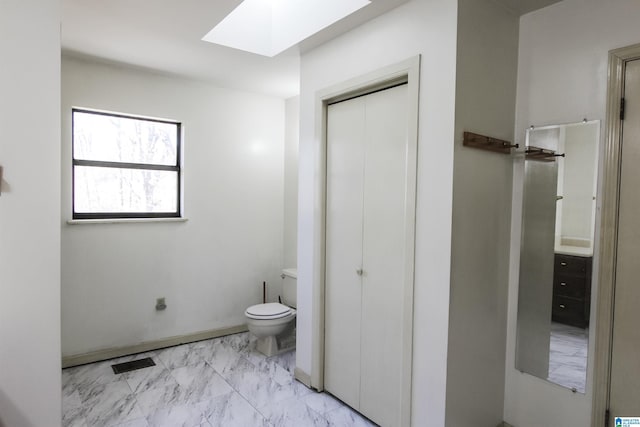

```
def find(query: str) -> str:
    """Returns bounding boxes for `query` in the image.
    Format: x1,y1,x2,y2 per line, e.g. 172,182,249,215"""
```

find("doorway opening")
592,42,640,427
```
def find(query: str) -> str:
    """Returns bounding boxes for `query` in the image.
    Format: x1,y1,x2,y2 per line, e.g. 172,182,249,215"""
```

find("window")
72,109,181,219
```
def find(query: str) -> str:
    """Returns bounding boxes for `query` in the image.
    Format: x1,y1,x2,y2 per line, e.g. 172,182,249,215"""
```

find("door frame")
592,43,640,427
310,56,420,427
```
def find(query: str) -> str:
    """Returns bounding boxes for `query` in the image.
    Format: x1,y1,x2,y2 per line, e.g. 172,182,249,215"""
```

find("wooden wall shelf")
463,131,518,154
525,146,565,162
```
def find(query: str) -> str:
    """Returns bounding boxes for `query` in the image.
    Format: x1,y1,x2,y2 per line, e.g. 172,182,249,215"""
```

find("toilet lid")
246,303,292,320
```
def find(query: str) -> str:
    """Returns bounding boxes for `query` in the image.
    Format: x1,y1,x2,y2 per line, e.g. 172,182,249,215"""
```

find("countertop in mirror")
554,244,593,257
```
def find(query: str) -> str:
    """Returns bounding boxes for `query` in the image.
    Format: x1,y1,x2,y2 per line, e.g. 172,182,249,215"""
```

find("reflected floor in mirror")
548,322,588,393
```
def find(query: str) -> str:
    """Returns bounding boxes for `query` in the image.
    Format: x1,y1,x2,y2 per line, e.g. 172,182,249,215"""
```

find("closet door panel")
324,97,366,409
359,84,408,426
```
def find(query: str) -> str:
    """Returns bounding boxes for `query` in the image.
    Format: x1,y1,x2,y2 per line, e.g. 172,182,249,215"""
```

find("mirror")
515,120,599,393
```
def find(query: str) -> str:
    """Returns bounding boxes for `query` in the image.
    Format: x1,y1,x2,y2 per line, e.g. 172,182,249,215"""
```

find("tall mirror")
515,120,599,393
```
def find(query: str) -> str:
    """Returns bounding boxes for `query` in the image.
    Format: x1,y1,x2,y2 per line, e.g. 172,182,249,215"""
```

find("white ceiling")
61,0,563,99
62,0,409,98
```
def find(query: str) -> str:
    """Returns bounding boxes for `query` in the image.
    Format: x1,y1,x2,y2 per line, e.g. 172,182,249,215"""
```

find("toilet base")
254,321,296,357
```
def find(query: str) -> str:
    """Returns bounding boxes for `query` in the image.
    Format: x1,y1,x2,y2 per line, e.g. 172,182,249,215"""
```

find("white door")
609,58,640,423
325,83,410,427
325,93,366,410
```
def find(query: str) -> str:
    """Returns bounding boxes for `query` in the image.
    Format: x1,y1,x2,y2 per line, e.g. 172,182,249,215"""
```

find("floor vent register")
111,357,156,374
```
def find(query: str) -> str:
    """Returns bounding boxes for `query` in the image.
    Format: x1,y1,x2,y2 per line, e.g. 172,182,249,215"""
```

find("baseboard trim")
499,422,515,427
294,367,312,388
62,324,248,368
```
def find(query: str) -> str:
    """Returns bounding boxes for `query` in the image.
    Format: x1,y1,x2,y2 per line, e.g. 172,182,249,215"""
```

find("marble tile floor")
547,322,588,393
62,332,378,427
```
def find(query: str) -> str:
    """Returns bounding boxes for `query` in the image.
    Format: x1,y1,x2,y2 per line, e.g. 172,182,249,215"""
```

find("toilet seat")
245,302,292,320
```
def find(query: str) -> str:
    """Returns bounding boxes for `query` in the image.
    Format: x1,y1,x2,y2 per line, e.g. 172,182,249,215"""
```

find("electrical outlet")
156,297,167,311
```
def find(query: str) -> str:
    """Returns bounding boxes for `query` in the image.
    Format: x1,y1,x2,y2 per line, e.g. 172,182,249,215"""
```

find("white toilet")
245,268,297,356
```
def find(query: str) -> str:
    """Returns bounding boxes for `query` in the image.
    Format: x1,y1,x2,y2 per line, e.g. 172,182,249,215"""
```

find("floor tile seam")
257,394,330,426
129,387,148,421
272,359,292,374
232,378,291,421
304,399,332,424
199,359,238,394
64,375,106,397
214,370,236,397
71,400,93,424
239,353,259,370
302,393,346,416
203,358,229,379
324,402,350,418
133,379,186,407
165,358,215,389
216,353,265,383
62,375,79,394
160,358,208,372
184,371,245,419
122,372,159,395
143,400,207,427
76,379,129,409
210,370,238,394
146,351,168,371
126,378,170,425
118,374,138,399
160,360,193,386
88,389,143,427
73,397,93,423
182,355,217,368
196,371,237,405
200,390,263,426
299,393,344,418
165,361,189,390
223,376,265,416
65,413,90,427
253,396,275,421
258,356,286,371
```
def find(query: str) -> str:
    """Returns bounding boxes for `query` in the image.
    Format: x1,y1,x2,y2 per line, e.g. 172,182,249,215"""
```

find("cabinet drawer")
552,295,587,328
554,254,587,276
553,276,586,299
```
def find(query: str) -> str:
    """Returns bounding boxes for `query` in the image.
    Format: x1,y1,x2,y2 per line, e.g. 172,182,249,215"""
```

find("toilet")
245,268,297,356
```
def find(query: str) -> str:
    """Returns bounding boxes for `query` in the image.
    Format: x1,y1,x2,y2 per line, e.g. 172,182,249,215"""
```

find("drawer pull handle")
561,262,567,266
560,282,567,286
559,304,566,309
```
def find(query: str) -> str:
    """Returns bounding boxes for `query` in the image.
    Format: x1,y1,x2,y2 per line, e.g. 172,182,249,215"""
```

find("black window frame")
72,108,182,220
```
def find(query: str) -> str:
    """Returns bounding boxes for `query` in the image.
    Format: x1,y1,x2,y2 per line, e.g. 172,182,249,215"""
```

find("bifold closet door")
359,85,407,425
325,83,409,427
324,94,366,410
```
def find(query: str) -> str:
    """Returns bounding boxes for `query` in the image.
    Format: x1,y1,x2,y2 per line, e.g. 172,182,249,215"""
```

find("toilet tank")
281,268,297,308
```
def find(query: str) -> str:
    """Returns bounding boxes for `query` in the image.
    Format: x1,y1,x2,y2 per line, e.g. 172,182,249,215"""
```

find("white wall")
0,1,62,426
446,1,518,425
283,96,299,269
297,0,458,425
505,1,640,426
61,56,285,357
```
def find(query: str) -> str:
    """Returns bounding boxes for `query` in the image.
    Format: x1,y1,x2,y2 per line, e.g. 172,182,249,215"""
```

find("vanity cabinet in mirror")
515,120,599,394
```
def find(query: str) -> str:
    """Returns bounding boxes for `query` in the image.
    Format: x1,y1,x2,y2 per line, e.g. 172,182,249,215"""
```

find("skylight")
202,0,371,57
